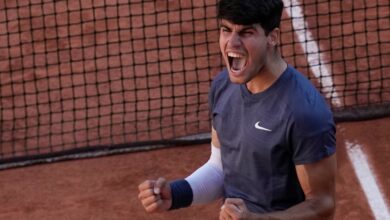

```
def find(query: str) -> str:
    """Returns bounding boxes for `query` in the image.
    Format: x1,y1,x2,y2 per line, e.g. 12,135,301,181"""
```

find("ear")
267,28,280,47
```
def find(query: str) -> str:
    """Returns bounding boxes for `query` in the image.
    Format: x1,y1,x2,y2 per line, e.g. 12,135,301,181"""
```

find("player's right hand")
138,177,172,213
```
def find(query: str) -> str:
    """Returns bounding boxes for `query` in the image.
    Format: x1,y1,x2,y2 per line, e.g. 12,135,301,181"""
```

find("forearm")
169,143,224,210
185,143,224,204
250,196,335,220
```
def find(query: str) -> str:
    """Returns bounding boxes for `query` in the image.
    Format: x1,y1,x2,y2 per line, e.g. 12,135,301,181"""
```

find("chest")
214,96,289,159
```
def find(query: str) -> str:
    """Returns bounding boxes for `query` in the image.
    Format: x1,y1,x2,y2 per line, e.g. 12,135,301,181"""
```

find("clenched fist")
138,177,172,213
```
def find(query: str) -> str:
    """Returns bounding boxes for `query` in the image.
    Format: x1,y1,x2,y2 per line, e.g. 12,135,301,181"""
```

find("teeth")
227,52,246,72
227,52,243,58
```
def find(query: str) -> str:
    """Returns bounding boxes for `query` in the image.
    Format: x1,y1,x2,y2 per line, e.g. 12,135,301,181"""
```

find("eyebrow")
219,23,256,32
240,26,256,32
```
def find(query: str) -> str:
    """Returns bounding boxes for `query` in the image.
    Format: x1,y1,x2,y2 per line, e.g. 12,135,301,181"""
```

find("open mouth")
227,52,247,73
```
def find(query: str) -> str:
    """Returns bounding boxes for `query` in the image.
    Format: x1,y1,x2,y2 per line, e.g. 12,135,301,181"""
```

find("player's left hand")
219,198,252,220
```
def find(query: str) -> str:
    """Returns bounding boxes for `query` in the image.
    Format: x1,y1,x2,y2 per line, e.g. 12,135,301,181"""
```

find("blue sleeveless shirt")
209,65,336,213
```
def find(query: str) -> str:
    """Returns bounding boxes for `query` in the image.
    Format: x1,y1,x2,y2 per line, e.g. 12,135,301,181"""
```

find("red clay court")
0,0,389,219
0,118,389,219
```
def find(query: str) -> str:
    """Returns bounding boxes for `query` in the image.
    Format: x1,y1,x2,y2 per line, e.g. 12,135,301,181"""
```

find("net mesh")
1,0,389,167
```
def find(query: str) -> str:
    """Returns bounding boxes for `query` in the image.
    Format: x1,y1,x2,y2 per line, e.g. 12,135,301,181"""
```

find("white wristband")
185,143,224,205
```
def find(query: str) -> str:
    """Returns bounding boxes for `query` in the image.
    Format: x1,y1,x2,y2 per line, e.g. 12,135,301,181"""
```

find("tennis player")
138,0,337,219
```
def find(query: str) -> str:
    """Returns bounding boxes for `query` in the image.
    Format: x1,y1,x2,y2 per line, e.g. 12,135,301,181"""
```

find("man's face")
219,19,269,84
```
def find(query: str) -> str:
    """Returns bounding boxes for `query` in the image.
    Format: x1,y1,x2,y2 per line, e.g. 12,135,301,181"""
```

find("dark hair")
217,0,284,35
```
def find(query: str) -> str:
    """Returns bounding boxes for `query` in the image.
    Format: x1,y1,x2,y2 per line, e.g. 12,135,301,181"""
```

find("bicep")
296,154,337,199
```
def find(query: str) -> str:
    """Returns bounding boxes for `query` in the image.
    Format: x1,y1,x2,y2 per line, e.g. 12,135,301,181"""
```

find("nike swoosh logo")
255,121,272,132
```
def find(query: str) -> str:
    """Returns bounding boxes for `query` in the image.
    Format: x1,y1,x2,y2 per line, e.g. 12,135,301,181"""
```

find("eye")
241,30,254,37
220,27,230,33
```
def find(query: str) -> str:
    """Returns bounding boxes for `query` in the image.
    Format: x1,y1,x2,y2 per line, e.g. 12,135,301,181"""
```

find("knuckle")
145,206,154,213
148,202,160,212
138,180,150,190
141,200,149,207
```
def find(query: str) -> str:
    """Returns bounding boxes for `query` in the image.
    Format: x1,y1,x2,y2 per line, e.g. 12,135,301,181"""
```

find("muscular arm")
222,154,336,220
248,154,337,220
221,154,336,220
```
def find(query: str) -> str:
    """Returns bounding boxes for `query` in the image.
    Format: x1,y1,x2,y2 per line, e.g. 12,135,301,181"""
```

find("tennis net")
1,0,389,168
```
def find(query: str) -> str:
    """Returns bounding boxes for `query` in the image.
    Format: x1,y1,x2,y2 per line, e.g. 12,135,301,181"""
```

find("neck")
246,53,287,94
